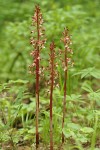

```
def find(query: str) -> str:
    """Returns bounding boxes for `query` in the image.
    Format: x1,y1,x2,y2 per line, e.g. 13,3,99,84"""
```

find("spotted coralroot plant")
60,28,73,144
47,41,58,150
29,5,46,148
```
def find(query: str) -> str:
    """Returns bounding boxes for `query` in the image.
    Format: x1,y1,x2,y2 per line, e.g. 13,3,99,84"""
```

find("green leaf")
28,128,35,134
73,67,100,79
82,83,93,93
9,79,29,84
80,127,94,133
62,128,75,138
91,71,100,79
77,133,88,143
67,123,81,131
89,92,100,101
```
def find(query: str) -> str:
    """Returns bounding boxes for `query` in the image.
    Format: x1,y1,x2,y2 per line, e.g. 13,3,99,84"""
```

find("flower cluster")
60,27,74,70
46,42,59,94
29,5,46,75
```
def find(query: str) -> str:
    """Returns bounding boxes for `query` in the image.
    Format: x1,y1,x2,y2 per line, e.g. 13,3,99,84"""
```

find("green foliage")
0,79,100,149
73,67,100,79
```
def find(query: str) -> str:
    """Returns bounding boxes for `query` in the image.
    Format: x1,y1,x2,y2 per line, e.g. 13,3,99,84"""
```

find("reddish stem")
62,47,67,143
36,6,40,148
50,42,55,150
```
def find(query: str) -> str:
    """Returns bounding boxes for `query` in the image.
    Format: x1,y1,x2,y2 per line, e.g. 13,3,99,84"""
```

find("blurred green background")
0,0,100,90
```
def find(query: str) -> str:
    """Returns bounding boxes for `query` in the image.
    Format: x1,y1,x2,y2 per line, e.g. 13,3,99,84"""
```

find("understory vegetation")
0,0,100,150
